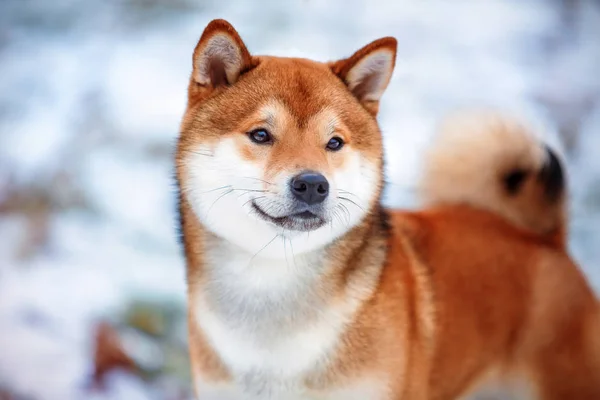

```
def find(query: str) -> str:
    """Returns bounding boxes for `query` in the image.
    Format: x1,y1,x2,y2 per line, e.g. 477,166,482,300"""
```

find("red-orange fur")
176,19,600,399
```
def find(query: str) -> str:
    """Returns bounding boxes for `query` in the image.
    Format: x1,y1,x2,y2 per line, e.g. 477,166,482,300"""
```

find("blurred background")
1,0,599,399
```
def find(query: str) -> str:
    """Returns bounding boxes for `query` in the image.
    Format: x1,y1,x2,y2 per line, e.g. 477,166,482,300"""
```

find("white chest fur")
194,377,389,400
192,241,386,399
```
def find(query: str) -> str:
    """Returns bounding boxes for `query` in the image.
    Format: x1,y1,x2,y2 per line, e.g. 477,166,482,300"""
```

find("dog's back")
394,206,600,399
396,113,600,399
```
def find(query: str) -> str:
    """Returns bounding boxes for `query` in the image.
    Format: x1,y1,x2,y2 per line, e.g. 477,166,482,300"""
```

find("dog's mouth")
251,201,326,231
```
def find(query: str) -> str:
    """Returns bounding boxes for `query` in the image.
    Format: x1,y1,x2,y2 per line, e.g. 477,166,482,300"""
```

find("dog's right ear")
192,19,255,88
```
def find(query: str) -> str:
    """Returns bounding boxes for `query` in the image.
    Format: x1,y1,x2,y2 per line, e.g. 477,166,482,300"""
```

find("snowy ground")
1,0,599,399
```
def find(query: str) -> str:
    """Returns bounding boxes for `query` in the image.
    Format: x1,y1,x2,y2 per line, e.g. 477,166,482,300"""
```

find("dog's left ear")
330,37,397,116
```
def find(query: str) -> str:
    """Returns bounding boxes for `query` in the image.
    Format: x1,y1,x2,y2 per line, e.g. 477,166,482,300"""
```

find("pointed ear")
192,19,255,88
330,37,397,116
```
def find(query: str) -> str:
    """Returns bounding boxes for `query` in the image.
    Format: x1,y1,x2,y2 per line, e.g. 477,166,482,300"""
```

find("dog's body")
176,20,600,399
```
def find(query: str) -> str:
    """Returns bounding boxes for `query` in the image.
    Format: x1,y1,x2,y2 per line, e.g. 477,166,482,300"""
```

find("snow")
1,0,599,398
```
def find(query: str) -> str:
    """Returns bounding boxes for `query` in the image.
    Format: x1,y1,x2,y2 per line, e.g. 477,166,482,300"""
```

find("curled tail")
419,111,567,237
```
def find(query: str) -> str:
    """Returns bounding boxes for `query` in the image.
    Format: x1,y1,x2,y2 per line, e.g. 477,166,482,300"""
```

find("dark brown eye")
326,137,344,151
248,129,272,145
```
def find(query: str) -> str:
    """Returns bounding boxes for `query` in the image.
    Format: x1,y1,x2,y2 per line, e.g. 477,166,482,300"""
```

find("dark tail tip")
538,146,564,202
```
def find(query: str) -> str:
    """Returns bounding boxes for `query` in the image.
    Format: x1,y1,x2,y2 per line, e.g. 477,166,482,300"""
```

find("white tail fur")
419,111,566,236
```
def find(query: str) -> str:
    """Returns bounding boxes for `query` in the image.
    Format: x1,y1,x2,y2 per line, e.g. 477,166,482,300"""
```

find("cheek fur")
186,138,263,194
332,150,380,216
184,138,268,228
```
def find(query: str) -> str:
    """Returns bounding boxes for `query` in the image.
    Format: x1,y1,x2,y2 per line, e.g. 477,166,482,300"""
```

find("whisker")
331,208,342,229
288,236,297,270
282,233,290,270
243,177,274,186
339,196,366,212
338,189,360,198
205,188,234,218
232,188,268,193
186,150,214,157
338,203,351,226
196,185,232,195
243,196,265,208
248,234,279,266
194,186,266,201
336,205,350,228
234,188,268,199
336,209,347,229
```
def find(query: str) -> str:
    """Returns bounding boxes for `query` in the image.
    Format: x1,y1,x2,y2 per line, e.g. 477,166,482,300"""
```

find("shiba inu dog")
175,19,600,400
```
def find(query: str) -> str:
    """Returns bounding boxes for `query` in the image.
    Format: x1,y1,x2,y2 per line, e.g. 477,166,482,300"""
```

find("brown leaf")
92,321,137,389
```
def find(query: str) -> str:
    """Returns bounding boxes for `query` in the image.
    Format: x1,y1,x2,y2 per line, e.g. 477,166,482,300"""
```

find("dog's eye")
326,137,344,151
248,129,272,145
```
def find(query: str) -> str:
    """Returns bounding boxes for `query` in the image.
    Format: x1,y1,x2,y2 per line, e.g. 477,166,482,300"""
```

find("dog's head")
176,19,396,257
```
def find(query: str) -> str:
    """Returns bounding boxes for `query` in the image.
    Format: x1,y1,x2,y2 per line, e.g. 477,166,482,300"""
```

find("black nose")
290,172,329,205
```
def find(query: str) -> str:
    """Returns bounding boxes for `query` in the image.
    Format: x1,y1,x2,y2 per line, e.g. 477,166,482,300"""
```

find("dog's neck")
184,203,390,331
183,202,390,393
